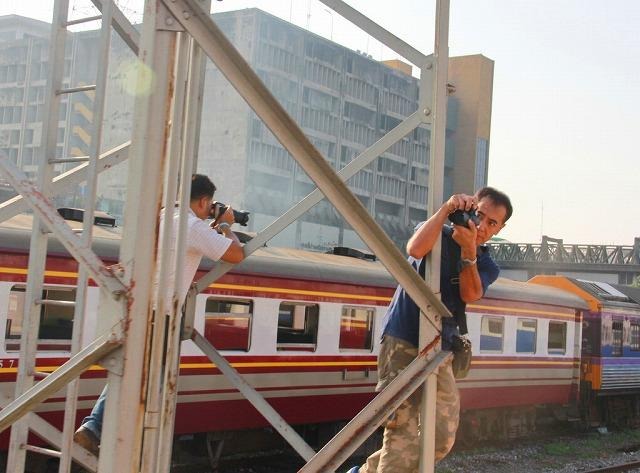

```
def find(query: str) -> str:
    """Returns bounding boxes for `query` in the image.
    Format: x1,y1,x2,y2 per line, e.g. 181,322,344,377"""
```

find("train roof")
530,275,640,312
0,214,588,308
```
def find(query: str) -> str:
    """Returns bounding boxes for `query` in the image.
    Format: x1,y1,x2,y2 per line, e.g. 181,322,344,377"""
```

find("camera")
448,208,479,228
210,201,250,226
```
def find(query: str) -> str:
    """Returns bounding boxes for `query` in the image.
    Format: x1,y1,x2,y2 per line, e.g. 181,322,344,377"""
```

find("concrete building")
0,10,494,250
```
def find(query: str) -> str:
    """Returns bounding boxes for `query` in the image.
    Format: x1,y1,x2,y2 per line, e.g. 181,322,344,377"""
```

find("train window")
339,306,374,351
277,302,319,351
631,323,640,351
6,285,75,351
516,318,537,353
203,298,252,351
547,321,567,355
611,321,623,357
479,316,504,352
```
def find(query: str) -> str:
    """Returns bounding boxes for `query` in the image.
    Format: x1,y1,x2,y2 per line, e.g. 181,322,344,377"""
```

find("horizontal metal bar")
0,158,127,296
0,141,130,224
56,85,96,95
192,330,316,461
320,0,430,67
25,444,61,458
48,157,90,164
65,15,102,27
33,372,50,379
300,349,452,472
0,394,97,472
35,299,76,307
0,334,121,434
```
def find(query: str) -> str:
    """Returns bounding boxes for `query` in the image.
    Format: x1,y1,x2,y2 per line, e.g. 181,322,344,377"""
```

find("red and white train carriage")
0,214,588,450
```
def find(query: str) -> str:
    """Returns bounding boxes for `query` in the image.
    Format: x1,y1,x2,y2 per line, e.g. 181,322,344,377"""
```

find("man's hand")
213,206,235,228
446,193,477,213
452,220,478,259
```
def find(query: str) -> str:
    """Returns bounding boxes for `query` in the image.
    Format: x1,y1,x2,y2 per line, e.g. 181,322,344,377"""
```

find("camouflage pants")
359,335,459,473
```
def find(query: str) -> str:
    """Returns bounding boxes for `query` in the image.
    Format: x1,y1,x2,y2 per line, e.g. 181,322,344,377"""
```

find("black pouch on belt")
450,335,472,379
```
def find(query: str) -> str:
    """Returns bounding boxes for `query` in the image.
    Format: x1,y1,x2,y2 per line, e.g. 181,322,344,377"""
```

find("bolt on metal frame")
0,0,451,471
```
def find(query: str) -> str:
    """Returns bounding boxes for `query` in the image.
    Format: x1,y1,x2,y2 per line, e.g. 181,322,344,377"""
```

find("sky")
2,0,639,245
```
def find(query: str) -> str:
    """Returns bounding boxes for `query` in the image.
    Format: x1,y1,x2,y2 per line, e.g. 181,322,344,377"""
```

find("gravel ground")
197,427,640,473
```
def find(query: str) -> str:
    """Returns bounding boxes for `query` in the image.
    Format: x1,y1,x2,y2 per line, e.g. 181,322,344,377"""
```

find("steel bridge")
488,236,640,284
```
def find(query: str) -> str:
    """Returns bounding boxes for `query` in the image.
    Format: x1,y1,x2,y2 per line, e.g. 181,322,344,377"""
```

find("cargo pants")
359,335,459,473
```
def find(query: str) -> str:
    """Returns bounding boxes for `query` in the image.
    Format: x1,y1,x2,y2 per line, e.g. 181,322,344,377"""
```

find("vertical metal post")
96,1,178,470
58,2,115,472
419,0,450,471
7,1,70,470
155,27,209,473
139,28,186,473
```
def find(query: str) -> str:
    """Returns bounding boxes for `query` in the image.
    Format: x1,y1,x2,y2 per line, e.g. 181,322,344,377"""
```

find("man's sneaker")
346,467,360,473
73,426,100,456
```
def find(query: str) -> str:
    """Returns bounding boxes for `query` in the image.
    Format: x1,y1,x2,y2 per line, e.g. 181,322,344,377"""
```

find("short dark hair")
190,174,216,201
476,186,513,222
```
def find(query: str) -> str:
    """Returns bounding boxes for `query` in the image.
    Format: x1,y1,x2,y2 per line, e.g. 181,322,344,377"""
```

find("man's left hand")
452,220,477,259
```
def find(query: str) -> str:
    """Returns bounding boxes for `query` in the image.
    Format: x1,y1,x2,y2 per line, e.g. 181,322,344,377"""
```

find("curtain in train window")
547,321,567,355
339,306,374,351
479,316,504,352
631,323,640,351
203,298,252,351
611,321,623,357
5,285,75,351
516,318,537,353
277,302,319,351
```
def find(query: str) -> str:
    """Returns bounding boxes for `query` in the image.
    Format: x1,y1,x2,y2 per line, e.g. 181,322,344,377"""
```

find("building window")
611,321,623,357
516,318,537,353
480,316,503,352
548,321,567,355
203,298,252,351
277,302,319,351
6,286,75,351
339,306,374,351
631,323,640,351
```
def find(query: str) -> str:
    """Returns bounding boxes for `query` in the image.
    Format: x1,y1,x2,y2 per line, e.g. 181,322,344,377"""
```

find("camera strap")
419,233,468,335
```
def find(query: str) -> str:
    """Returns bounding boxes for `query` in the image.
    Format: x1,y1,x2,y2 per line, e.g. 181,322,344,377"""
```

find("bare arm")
213,206,245,264
453,222,483,303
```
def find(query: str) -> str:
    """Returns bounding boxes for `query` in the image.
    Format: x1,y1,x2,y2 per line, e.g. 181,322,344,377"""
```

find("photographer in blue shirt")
350,187,512,473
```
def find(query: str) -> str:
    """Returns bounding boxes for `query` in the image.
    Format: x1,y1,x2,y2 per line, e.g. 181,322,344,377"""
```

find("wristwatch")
217,222,231,233
459,257,477,270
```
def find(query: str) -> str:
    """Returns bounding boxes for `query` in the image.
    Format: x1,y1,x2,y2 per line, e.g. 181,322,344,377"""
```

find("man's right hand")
216,206,235,226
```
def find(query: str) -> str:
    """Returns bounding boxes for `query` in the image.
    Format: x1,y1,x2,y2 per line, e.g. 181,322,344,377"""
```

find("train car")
0,213,589,452
531,276,640,428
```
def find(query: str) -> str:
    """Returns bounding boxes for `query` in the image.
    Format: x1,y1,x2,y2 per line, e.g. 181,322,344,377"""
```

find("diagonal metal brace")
0,141,130,224
192,330,316,461
299,348,452,473
0,395,98,472
0,334,121,433
0,157,128,296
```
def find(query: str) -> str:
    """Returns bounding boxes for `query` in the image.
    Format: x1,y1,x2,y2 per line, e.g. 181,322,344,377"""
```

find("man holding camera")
348,187,512,473
74,174,245,455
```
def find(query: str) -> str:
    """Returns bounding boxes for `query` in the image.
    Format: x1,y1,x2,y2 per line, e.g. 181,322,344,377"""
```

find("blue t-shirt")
381,225,499,349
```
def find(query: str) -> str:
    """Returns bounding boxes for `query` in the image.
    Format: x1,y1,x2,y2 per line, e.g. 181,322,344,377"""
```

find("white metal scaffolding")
0,0,452,472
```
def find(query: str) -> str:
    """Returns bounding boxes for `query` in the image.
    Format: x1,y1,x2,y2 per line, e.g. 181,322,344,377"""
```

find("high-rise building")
0,9,494,251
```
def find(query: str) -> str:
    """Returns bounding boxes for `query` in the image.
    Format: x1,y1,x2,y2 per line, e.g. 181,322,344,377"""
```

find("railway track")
584,460,640,473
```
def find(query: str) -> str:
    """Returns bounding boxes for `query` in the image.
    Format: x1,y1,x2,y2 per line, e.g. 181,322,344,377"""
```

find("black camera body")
448,208,479,228
211,201,250,226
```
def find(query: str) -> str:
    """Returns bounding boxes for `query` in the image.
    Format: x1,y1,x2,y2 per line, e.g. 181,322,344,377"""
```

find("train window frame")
5,284,75,352
547,321,567,355
277,301,319,352
479,315,504,353
631,323,640,352
339,306,375,352
203,297,253,352
516,318,537,354
611,320,623,357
